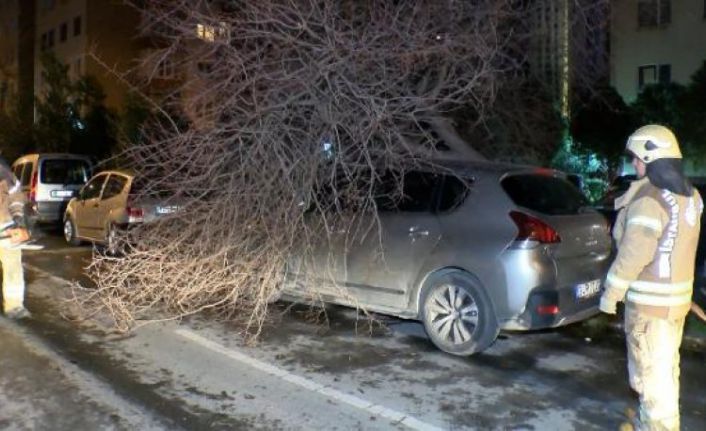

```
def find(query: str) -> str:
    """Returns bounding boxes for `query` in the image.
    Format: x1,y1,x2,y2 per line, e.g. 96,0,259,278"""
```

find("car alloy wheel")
421,271,498,356
426,283,479,345
64,218,80,246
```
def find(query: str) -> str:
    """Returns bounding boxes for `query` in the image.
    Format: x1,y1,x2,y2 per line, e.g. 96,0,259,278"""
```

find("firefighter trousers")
0,245,24,313
625,307,685,431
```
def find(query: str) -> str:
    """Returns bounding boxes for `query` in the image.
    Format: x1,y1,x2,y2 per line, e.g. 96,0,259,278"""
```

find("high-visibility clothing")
625,307,684,431
0,245,24,313
0,158,25,230
602,176,701,431
0,158,27,313
602,177,702,319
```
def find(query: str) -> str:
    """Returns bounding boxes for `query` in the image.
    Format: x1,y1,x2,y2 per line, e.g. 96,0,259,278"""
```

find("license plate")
156,205,178,214
51,190,73,198
575,279,601,300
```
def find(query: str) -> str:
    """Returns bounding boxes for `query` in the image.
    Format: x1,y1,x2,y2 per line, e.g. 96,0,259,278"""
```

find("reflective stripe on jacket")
0,158,25,228
604,177,702,319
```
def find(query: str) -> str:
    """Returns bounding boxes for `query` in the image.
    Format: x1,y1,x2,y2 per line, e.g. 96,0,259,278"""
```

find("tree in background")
679,61,706,165
33,52,77,153
0,102,34,162
571,86,635,169
33,52,115,159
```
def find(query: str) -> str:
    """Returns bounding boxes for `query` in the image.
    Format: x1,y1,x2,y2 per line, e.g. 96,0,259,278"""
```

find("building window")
40,0,56,13
638,64,671,90
157,59,175,79
74,58,82,77
658,64,671,84
60,22,67,42
48,29,55,48
73,16,81,36
41,33,48,51
0,82,8,110
196,61,213,75
196,22,229,42
638,0,671,27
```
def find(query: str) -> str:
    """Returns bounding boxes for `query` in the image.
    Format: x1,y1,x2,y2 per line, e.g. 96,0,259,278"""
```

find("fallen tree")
72,0,608,337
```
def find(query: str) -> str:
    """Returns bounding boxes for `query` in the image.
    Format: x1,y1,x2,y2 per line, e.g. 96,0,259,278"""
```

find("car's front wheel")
420,272,498,356
63,217,81,246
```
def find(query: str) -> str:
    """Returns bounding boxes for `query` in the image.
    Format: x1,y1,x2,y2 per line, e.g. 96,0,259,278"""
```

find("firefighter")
0,157,30,319
600,125,702,431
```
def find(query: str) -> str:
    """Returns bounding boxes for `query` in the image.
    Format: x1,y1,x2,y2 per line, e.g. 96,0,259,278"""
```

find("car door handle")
408,226,429,238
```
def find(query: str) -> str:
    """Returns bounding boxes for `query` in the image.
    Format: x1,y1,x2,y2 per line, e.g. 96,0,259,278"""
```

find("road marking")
175,328,446,431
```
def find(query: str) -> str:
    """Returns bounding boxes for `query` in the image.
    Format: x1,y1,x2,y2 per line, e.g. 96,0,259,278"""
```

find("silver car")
283,161,612,356
12,153,92,224
63,170,179,252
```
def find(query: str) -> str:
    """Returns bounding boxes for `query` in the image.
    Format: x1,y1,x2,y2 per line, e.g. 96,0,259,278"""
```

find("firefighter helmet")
626,124,682,163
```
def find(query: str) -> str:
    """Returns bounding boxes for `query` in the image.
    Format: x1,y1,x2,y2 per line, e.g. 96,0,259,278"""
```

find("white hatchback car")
63,170,179,252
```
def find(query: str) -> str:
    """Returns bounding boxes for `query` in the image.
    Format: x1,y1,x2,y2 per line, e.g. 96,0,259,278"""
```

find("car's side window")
437,175,472,213
375,170,440,212
12,164,22,180
102,175,128,200
81,175,106,200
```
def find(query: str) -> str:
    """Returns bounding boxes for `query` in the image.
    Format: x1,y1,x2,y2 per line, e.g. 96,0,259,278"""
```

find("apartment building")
611,0,706,102
34,0,144,111
0,0,34,120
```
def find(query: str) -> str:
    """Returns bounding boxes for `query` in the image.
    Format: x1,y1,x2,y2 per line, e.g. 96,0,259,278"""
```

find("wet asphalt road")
1,227,705,430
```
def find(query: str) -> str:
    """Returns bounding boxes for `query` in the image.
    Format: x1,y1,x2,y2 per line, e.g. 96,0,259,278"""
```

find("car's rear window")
501,173,587,215
129,177,172,199
40,159,91,185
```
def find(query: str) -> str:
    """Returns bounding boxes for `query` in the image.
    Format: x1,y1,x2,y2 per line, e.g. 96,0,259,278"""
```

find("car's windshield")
40,159,91,185
501,173,588,215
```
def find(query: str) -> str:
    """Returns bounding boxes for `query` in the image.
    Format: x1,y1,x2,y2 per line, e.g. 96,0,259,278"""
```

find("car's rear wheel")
63,217,80,246
420,272,498,356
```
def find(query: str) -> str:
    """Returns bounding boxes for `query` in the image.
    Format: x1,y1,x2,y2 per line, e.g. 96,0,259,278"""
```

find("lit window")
196,22,229,42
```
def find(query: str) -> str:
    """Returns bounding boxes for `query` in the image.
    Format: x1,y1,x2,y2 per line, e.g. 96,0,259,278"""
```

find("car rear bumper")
499,285,601,331
30,201,69,223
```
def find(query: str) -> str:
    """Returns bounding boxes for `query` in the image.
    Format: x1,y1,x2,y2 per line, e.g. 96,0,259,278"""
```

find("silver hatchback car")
283,161,612,356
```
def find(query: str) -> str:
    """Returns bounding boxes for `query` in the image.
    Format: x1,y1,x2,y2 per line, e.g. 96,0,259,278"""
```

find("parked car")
12,154,93,224
63,170,179,253
594,174,636,227
282,161,612,356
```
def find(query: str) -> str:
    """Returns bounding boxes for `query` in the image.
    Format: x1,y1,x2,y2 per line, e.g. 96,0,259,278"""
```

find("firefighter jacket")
601,177,703,319
0,158,25,231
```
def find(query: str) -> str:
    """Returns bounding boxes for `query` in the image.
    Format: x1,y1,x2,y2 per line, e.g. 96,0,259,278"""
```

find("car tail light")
127,206,144,223
509,211,561,244
536,304,559,315
29,171,38,202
